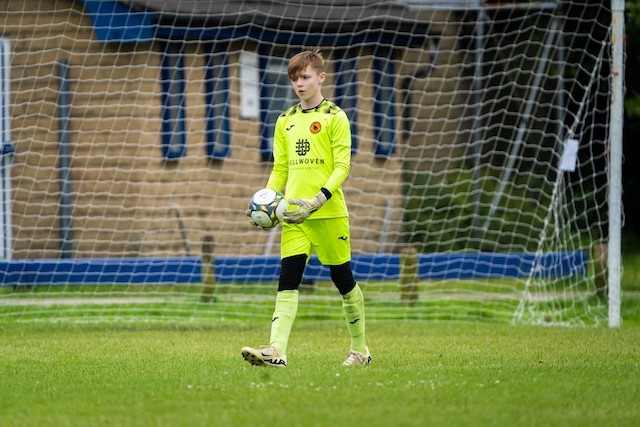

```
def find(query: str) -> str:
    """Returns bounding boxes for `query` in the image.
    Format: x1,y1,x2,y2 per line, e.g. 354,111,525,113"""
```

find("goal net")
0,0,621,326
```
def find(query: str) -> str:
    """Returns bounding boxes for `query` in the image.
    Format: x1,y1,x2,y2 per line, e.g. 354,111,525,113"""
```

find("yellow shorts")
281,217,351,265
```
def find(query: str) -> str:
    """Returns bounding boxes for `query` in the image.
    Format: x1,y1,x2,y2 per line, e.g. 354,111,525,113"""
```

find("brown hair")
288,49,325,81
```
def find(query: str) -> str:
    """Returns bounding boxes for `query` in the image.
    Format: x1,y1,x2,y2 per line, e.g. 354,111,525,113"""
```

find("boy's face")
290,65,326,105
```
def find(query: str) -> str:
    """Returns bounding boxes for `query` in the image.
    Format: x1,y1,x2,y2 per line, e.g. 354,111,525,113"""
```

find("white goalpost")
607,0,624,328
0,0,624,327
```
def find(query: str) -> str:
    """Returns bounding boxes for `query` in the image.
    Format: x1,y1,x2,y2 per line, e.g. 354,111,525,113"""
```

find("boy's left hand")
283,192,327,224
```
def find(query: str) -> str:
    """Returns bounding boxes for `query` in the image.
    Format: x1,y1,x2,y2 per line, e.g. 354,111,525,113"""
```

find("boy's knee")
330,262,356,295
278,254,307,291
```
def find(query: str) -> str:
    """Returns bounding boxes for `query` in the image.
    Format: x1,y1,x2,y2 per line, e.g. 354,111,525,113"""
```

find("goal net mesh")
0,0,617,326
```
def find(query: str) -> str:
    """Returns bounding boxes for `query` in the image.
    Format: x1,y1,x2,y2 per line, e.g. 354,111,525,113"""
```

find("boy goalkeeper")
242,49,370,367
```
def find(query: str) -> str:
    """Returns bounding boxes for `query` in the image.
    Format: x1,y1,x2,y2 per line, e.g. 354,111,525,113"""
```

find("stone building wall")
1,0,462,259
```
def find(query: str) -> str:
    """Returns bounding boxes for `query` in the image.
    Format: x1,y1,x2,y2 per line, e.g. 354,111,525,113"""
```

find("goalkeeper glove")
283,190,329,224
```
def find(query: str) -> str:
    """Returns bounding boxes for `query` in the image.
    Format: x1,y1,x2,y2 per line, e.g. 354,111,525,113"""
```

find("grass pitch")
1,320,638,427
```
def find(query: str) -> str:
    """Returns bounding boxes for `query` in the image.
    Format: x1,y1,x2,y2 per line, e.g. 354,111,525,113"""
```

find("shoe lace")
260,346,279,356
343,350,366,365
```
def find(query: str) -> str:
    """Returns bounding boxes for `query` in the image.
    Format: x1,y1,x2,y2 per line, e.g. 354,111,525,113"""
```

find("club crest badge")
310,121,321,134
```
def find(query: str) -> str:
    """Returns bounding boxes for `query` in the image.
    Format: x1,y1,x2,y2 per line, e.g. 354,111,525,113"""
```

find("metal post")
470,7,486,233
200,235,216,303
0,38,13,260
607,0,625,328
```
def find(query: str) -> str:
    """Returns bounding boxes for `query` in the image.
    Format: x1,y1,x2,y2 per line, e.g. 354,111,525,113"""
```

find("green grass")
0,275,611,325
1,267,638,426
1,319,639,427
622,252,640,292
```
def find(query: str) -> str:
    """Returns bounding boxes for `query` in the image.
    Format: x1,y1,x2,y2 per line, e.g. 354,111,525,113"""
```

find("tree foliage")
625,1,640,117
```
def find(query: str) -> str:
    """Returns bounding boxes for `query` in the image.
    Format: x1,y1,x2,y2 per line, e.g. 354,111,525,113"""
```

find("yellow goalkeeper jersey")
266,99,351,219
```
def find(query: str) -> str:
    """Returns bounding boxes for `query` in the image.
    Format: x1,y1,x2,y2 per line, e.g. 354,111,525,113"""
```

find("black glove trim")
320,187,332,200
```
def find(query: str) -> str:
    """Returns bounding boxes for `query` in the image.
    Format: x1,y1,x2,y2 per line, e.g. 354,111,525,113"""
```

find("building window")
258,50,297,162
333,48,359,154
372,49,397,157
160,42,187,161
204,44,231,160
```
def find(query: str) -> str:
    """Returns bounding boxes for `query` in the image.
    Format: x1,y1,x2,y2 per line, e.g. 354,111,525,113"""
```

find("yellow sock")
269,290,298,355
342,284,367,354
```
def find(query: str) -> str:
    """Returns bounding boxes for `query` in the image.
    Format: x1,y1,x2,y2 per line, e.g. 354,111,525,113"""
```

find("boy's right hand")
245,208,267,231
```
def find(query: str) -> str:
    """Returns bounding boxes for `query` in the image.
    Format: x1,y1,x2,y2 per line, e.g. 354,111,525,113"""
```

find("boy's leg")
241,251,307,367
329,262,368,356
340,282,367,355
269,289,298,356
270,253,307,355
313,218,369,360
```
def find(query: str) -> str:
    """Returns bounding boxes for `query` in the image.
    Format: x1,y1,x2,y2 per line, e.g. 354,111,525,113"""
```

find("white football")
247,188,287,229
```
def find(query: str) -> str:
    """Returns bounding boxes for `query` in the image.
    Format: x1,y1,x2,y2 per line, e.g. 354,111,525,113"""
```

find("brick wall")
2,1,460,259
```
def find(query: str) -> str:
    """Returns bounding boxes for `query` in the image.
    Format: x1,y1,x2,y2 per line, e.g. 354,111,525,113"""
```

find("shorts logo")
310,121,321,134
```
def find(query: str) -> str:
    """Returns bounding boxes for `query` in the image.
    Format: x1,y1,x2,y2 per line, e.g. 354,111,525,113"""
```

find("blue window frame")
160,42,187,161
372,49,397,157
333,47,359,155
258,50,297,162
204,44,231,160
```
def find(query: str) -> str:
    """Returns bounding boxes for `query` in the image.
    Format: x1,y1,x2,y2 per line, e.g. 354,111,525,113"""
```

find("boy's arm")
323,111,351,194
266,116,288,192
